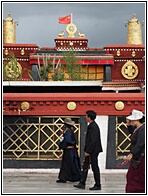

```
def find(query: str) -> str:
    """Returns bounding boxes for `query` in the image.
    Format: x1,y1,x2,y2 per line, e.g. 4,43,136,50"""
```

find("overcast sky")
2,2,146,48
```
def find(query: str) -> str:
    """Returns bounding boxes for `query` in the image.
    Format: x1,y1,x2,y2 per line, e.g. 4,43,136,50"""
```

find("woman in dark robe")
56,118,81,183
125,109,145,193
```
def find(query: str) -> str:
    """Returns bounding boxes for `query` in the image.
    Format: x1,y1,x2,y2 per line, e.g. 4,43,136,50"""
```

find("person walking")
56,118,81,183
125,109,145,193
74,110,103,190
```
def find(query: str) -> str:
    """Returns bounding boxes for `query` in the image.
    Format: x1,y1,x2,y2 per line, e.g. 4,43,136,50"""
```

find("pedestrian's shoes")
74,183,85,189
89,185,101,190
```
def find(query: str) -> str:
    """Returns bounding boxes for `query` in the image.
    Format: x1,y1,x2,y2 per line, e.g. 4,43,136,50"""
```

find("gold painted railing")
3,116,80,160
3,115,131,161
116,116,131,160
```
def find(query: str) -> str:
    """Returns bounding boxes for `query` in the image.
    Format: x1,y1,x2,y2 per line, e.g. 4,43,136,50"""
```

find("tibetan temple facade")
3,13,145,171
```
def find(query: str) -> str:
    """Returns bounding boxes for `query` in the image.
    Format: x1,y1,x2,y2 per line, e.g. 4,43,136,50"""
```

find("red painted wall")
104,44,145,82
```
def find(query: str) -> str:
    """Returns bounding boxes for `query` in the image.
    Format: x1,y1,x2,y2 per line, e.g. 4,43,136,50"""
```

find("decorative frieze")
3,92,145,116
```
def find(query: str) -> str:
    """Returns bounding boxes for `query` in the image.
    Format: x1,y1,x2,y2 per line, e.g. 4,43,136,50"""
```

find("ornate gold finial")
5,12,13,21
3,12,16,44
133,13,136,18
8,12,11,17
125,13,143,44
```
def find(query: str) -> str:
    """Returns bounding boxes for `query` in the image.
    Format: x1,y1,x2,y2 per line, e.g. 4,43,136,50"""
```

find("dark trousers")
80,153,101,186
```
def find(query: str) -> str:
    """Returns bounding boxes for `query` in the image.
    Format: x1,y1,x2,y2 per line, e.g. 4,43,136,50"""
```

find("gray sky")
2,2,146,48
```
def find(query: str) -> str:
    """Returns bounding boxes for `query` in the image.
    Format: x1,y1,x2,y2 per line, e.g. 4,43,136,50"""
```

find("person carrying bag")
125,109,145,193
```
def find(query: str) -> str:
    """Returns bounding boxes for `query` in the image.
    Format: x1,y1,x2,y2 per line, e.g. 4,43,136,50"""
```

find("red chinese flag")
58,15,71,24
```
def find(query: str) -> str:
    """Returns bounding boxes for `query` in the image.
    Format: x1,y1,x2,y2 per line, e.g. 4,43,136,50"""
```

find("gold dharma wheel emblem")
21,102,30,111
115,101,124,111
66,23,77,38
121,60,138,79
5,61,22,79
67,102,76,111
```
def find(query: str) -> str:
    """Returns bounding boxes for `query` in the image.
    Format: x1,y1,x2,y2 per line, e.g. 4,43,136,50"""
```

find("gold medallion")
21,102,30,111
115,101,124,110
67,102,76,111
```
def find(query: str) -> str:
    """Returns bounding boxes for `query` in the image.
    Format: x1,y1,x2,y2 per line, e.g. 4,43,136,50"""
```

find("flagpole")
71,13,72,23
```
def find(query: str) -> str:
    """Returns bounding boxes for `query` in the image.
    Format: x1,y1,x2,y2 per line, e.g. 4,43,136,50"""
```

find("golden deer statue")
58,30,65,37
78,30,85,38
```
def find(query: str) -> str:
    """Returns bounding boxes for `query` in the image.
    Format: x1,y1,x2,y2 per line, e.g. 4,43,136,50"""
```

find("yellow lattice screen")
3,116,80,160
116,116,131,160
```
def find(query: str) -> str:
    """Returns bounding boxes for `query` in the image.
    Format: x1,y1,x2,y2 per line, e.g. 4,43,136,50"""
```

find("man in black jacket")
74,110,103,190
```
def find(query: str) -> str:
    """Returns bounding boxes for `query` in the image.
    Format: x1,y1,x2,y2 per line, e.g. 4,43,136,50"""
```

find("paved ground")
3,169,127,194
